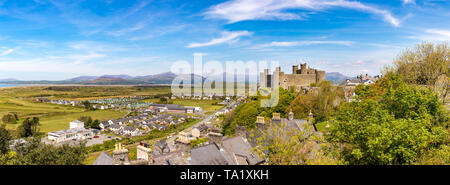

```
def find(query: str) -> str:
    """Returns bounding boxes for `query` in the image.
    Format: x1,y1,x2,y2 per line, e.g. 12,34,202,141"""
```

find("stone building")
260,63,325,91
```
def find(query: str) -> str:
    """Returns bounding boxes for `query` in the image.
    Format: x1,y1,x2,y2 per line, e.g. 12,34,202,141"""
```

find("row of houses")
94,127,264,165
148,104,203,114
99,112,193,136
342,74,380,102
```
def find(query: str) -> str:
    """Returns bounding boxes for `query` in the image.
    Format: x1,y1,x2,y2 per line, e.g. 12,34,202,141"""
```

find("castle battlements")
260,63,325,91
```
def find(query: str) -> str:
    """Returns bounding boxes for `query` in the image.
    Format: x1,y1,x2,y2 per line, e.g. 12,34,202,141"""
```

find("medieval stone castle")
260,63,326,91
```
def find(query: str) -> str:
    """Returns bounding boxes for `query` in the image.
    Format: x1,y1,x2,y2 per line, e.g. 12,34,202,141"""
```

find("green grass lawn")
0,85,171,134
39,110,125,133
144,98,224,113
6,110,125,133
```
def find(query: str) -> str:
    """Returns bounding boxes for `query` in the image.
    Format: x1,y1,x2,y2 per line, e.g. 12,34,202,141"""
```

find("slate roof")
222,136,264,165
93,152,113,165
109,124,121,130
189,143,233,165
154,124,168,130
153,151,188,165
194,124,208,132
123,126,137,132
71,120,83,124
155,139,168,149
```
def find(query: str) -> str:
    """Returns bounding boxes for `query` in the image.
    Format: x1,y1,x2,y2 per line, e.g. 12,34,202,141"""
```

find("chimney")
308,110,313,124
272,113,280,120
112,143,129,165
288,110,294,120
235,126,247,137
256,116,266,131
208,132,223,148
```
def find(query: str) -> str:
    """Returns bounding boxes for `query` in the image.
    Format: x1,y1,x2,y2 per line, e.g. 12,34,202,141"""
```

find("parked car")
94,135,100,138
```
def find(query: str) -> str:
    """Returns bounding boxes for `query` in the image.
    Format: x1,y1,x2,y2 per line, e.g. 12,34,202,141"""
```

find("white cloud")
408,29,450,41
0,49,14,56
253,40,354,48
108,22,147,36
205,0,400,26
187,31,252,48
403,0,415,5
426,29,450,38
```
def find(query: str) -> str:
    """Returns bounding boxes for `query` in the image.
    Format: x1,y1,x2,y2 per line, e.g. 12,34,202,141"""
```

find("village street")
166,97,243,150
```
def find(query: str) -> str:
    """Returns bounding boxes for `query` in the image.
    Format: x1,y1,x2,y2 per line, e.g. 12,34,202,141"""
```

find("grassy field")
144,98,224,114
0,85,171,100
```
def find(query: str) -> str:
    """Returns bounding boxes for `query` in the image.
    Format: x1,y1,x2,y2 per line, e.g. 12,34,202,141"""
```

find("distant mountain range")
0,72,351,85
0,72,202,85
326,72,351,84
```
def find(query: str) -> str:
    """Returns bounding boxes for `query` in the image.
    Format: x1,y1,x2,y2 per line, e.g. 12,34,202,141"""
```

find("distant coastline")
0,83,172,88
0,84,30,88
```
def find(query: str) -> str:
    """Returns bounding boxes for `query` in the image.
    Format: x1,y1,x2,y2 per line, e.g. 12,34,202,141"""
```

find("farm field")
0,85,171,99
144,98,224,114
0,85,171,134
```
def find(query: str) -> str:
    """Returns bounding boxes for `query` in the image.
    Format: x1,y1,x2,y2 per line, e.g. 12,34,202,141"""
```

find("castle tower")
260,69,269,88
300,63,307,74
292,65,299,74
315,70,325,84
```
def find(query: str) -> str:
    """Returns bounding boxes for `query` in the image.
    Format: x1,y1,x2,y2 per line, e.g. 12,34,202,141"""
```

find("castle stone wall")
259,63,325,91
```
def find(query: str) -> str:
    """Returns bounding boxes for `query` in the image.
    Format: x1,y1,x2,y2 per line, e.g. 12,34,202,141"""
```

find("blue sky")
0,0,449,80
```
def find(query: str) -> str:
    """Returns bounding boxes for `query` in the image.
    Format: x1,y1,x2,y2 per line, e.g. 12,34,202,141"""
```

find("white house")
184,106,203,113
70,120,84,129
48,120,95,143
363,79,374,85
123,126,139,136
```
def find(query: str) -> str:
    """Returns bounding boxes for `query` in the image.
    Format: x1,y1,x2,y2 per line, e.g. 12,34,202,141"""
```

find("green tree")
160,97,168,103
384,42,450,103
329,76,449,165
18,117,40,138
288,81,343,122
13,137,88,165
91,119,100,129
0,124,12,154
81,101,92,110
2,113,18,124
253,121,339,165
78,116,93,128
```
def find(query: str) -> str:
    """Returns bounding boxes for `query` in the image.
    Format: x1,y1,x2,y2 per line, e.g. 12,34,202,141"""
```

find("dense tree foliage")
384,42,450,103
288,81,343,122
0,124,12,154
12,137,88,165
78,116,100,129
222,88,297,135
17,117,40,138
329,75,449,164
254,121,339,165
81,101,95,110
0,125,88,165
2,113,18,124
